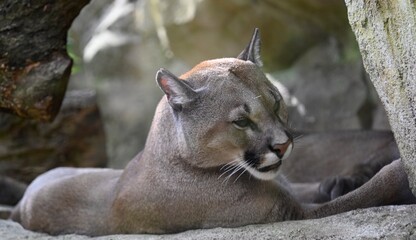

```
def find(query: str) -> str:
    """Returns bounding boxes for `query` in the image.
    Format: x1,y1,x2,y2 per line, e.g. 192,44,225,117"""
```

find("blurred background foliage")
67,0,390,168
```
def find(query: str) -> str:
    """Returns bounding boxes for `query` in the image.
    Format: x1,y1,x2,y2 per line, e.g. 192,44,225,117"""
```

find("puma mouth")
243,151,283,180
257,160,282,172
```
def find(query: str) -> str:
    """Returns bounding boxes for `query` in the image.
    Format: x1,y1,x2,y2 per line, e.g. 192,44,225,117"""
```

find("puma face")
156,59,293,181
225,85,294,181
156,29,293,181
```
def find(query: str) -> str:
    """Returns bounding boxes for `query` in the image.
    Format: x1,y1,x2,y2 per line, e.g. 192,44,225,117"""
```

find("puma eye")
274,101,280,114
232,118,251,129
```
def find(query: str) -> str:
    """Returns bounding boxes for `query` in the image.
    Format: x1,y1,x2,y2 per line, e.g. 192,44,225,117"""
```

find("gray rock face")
0,0,90,121
270,37,392,132
344,0,416,194
269,38,389,131
69,0,189,168
1,205,415,239
0,90,107,185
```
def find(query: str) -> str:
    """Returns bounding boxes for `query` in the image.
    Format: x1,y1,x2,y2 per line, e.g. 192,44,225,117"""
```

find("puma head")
156,29,293,180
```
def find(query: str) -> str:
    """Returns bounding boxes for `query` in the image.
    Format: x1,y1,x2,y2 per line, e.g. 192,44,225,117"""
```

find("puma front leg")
305,159,416,219
318,140,400,202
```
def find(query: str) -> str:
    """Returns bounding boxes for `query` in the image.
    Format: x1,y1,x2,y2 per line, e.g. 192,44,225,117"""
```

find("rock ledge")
1,205,415,240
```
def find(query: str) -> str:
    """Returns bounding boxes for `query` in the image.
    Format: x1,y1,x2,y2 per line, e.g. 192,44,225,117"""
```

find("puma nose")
270,140,292,159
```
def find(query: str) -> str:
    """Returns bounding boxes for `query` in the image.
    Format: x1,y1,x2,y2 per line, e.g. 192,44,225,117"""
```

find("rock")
0,205,13,220
269,38,389,131
0,0,90,121
69,0,190,168
0,177,26,206
165,0,351,71
1,205,415,239
344,0,416,194
0,90,107,185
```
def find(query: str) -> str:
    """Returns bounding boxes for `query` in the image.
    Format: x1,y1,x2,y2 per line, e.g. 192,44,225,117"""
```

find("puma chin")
229,140,293,181
244,144,293,180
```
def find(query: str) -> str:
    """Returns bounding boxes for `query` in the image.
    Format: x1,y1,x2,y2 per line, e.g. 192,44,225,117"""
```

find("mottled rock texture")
0,0,90,121
270,39,388,131
0,90,107,191
344,0,416,194
0,90,107,207
1,205,416,239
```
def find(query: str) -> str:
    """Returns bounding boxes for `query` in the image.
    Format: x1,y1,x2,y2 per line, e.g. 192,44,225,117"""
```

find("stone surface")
0,0,90,121
1,205,415,239
344,0,416,194
69,0,188,168
0,205,13,220
165,0,351,71
0,90,107,185
0,177,26,206
270,38,389,131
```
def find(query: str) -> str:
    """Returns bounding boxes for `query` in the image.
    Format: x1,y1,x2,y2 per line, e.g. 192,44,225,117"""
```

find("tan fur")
11,29,414,236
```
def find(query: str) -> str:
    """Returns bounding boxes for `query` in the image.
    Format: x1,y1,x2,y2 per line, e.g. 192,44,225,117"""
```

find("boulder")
0,205,415,239
269,38,390,131
344,0,416,194
69,0,189,167
0,0,90,121
0,90,107,186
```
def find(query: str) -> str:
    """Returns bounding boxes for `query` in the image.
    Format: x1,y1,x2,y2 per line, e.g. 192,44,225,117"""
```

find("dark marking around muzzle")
244,150,260,166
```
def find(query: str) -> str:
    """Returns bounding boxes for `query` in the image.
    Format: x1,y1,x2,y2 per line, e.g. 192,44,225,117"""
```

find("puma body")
11,29,414,236
13,58,302,235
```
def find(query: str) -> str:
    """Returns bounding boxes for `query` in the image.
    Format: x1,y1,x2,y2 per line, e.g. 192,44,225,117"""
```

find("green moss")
67,36,82,75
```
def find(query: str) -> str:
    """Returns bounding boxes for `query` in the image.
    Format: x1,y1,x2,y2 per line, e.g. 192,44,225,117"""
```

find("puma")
10,29,415,236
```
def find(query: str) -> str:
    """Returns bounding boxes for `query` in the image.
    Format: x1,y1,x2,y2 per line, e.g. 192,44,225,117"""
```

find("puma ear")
156,68,197,111
237,28,263,67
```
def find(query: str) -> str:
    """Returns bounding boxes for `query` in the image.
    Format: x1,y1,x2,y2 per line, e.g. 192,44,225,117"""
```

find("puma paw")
318,176,360,201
